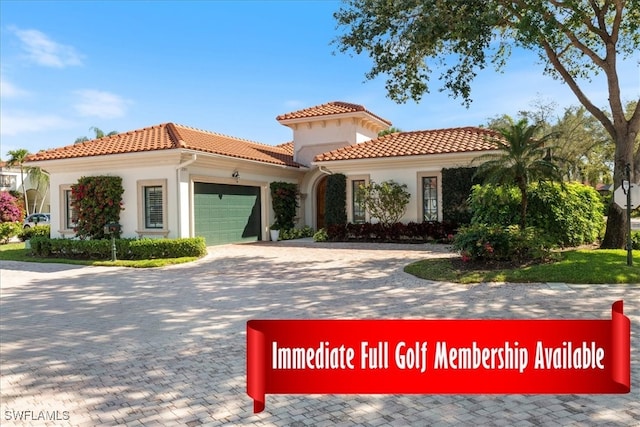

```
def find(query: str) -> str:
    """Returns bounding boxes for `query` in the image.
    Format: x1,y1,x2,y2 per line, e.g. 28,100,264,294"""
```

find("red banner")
247,301,630,413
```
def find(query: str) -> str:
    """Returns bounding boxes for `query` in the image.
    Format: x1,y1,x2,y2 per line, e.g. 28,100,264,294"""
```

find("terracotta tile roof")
276,141,294,155
314,127,499,162
26,123,303,168
276,101,392,126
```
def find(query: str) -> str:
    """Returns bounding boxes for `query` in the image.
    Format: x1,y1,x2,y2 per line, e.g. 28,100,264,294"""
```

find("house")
26,101,498,245
0,161,50,214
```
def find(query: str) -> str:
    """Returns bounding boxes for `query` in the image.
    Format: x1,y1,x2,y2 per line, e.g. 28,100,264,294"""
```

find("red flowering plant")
71,176,124,239
0,191,24,222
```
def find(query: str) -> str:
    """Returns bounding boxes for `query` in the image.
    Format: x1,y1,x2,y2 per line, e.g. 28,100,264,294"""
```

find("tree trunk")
19,166,29,216
601,203,626,249
601,130,636,248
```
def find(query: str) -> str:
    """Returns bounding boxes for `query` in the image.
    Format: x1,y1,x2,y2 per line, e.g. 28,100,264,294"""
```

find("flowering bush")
71,176,124,239
0,191,24,222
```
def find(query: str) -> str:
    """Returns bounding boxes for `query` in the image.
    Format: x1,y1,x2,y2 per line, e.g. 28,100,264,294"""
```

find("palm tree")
378,127,402,137
6,148,30,215
26,166,49,213
75,126,118,144
473,119,563,229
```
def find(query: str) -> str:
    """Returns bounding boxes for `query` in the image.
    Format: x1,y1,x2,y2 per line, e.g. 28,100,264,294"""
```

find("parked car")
23,213,51,228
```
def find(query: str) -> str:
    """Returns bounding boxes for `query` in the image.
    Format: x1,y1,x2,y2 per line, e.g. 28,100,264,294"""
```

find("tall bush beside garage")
325,173,347,226
441,167,480,225
71,176,124,239
270,181,299,230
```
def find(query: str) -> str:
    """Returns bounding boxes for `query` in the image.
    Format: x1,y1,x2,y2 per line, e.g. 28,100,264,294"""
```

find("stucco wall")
48,164,178,239
303,152,483,227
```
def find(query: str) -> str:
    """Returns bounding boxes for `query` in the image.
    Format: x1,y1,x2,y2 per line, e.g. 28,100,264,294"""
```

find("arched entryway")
315,175,327,229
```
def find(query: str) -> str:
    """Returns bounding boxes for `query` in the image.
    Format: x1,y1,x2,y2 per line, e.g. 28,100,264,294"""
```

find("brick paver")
1,240,638,426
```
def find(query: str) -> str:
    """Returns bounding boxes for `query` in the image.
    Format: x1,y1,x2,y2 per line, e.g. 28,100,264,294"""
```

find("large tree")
552,106,614,185
334,0,640,248
474,119,563,229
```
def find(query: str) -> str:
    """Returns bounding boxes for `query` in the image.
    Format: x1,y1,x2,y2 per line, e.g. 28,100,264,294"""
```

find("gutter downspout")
318,165,333,175
175,153,197,238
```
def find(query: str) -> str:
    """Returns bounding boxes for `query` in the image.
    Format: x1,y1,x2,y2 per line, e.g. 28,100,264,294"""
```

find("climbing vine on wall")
71,175,124,239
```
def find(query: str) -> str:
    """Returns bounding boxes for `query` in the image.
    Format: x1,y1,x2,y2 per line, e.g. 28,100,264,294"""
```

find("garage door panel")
194,182,261,245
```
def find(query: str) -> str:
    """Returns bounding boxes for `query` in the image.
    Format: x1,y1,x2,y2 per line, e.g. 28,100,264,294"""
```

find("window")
64,189,77,230
0,174,15,188
137,179,167,234
144,186,163,229
352,179,366,224
422,177,438,221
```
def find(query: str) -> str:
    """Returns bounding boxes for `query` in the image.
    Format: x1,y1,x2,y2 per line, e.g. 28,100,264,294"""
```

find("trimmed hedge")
19,224,50,241
29,237,206,260
326,221,456,243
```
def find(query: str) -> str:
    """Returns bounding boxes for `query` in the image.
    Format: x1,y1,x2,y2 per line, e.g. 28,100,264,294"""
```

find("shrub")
599,192,612,216
453,224,554,263
469,182,604,247
325,174,347,226
19,224,50,241
469,185,521,226
632,231,640,250
270,181,298,230
71,176,124,239
0,221,22,243
325,221,456,243
0,191,24,222
280,226,315,241
355,180,410,225
313,228,328,242
29,237,206,260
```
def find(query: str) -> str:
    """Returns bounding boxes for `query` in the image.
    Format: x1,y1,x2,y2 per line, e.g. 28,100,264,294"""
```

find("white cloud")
0,77,30,98
11,27,83,68
73,89,131,119
0,111,72,136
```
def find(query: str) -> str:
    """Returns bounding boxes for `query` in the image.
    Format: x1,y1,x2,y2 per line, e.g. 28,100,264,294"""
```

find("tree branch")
540,39,615,136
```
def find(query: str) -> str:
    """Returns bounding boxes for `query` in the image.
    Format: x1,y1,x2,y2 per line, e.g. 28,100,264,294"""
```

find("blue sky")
1,1,638,160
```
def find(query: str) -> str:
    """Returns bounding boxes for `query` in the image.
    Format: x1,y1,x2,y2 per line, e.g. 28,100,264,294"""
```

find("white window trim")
346,174,370,224
58,184,76,237
417,171,442,222
137,179,168,238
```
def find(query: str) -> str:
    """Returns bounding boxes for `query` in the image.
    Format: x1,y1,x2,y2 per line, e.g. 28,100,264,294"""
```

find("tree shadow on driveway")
1,243,638,425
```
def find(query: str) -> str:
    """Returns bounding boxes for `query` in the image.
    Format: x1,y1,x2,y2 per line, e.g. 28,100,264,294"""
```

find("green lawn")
405,249,640,284
0,242,202,268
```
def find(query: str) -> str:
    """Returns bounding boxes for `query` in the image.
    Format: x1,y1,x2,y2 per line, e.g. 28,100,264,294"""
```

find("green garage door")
194,182,262,245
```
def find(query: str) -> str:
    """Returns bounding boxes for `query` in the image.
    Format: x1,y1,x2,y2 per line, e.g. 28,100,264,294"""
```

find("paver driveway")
1,241,638,426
